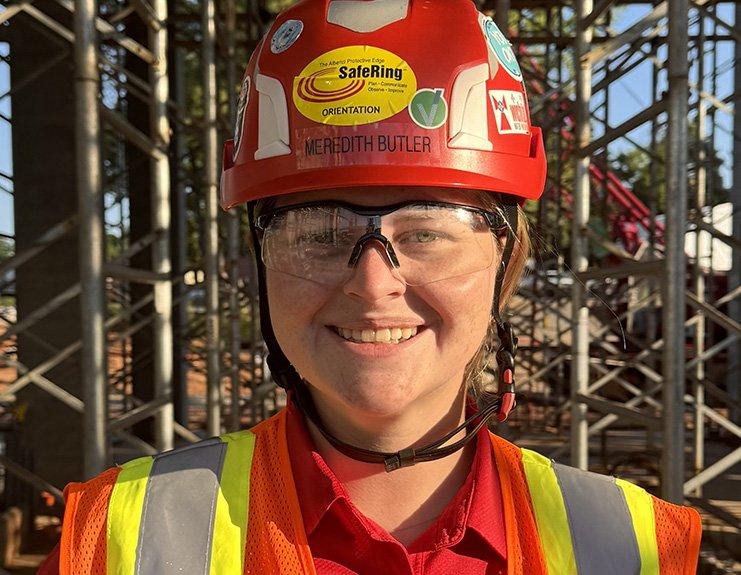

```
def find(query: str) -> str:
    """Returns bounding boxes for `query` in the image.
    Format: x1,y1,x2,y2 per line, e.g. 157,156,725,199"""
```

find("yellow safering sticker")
293,45,417,126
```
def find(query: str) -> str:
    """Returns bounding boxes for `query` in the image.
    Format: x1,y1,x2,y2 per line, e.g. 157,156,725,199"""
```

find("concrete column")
10,3,84,486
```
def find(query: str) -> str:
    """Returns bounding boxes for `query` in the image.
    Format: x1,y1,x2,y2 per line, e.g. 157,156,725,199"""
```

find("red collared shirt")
285,404,507,575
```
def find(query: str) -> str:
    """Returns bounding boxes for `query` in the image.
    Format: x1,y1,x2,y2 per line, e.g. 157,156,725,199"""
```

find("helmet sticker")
408,88,448,130
489,90,529,135
271,19,303,54
293,46,417,127
482,19,523,82
233,75,251,159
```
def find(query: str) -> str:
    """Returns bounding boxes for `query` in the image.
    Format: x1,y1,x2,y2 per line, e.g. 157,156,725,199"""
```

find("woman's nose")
342,241,407,302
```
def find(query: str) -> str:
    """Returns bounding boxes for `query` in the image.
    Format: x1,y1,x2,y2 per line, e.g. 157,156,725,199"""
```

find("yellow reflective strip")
107,456,155,575
616,478,660,575
209,430,256,575
520,449,577,575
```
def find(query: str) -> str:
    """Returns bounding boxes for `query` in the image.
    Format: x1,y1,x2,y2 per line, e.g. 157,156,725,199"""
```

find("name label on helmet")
294,124,438,171
293,46,417,127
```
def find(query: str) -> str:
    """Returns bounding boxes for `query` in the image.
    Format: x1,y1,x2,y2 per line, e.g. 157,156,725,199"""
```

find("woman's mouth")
330,326,420,344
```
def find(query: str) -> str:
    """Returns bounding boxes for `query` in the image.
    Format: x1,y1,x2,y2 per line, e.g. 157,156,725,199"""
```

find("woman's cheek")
426,273,494,346
266,274,319,362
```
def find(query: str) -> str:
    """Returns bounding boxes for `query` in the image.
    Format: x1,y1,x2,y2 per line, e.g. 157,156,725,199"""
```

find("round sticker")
408,89,448,129
233,75,251,158
483,19,522,82
271,19,303,54
293,45,418,127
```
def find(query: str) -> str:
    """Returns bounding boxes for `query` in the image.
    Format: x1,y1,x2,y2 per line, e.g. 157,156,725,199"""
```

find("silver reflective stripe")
135,438,228,575
552,463,641,575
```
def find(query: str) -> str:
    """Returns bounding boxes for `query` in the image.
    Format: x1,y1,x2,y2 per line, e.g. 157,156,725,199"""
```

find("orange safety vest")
58,409,701,575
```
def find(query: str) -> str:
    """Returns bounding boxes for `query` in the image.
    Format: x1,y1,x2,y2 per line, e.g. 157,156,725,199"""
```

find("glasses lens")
261,203,496,285
262,206,363,284
385,204,495,285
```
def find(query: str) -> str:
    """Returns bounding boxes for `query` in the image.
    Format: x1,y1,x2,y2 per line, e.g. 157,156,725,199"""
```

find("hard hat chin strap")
293,378,504,472
492,200,520,422
247,198,520,472
248,202,302,388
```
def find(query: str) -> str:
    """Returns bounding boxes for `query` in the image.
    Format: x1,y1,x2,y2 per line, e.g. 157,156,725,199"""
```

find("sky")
593,3,737,184
0,3,737,242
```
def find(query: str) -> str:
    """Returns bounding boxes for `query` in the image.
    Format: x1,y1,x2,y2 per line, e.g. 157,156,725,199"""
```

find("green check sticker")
408,88,448,130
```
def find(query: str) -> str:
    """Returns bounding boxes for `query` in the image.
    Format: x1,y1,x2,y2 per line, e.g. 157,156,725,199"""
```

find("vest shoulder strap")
488,432,549,575
106,429,255,575
243,409,317,575
520,448,700,575
651,493,702,574
62,410,316,575
60,467,121,575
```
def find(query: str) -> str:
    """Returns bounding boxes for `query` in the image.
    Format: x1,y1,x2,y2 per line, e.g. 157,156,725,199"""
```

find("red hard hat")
220,0,547,209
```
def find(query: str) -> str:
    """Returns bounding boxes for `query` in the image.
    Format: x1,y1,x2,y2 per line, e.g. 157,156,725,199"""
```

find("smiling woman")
44,1,701,574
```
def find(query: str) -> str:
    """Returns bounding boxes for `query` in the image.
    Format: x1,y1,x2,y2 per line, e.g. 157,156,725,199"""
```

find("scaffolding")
0,0,739,568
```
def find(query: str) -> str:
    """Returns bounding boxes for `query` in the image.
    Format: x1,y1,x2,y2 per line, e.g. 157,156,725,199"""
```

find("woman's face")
266,187,498,420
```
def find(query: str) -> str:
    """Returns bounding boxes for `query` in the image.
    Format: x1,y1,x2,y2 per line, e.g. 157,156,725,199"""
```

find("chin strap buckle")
495,322,518,422
384,448,417,473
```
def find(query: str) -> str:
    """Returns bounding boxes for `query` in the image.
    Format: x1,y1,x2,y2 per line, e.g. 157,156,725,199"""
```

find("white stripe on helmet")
255,73,291,160
448,63,493,151
327,0,410,33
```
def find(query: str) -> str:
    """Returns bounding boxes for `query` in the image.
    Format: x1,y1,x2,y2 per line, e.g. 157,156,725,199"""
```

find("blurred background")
0,0,739,572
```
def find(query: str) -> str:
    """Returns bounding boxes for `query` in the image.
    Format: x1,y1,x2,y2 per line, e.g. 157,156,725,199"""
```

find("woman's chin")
316,377,420,420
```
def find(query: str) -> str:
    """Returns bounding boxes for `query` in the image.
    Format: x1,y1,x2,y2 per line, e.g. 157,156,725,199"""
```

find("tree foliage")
611,120,729,212
0,238,13,261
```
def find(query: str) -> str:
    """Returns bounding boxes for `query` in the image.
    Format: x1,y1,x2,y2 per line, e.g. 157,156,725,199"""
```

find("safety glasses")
255,200,507,286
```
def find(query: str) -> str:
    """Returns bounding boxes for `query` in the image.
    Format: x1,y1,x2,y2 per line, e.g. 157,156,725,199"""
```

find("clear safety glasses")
255,200,508,286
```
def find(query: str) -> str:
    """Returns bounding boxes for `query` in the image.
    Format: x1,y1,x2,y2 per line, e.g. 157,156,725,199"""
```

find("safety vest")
58,409,701,575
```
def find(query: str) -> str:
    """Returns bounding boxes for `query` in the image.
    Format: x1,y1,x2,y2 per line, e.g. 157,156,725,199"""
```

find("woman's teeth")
334,326,419,344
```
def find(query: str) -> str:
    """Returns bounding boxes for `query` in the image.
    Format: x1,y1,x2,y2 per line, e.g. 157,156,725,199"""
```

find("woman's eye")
401,230,442,244
313,232,335,244
299,229,352,245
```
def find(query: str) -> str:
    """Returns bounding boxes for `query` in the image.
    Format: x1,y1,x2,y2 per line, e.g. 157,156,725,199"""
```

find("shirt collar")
285,402,351,535
285,401,507,559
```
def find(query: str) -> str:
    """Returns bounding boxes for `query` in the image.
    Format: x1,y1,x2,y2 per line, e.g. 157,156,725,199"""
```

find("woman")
42,1,701,573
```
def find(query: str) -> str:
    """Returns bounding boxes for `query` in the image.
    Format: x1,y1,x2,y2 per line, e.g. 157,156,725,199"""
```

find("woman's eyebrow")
392,213,437,220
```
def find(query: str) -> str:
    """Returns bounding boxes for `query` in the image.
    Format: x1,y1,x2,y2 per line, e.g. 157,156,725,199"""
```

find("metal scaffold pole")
692,35,707,497
173,46,190,427
663,0,689,503
151,0,174,452
729,2,741,423
571,0,593,470
226,0,243,432
203,0,222,437
494,0,510,30
74,0,107,478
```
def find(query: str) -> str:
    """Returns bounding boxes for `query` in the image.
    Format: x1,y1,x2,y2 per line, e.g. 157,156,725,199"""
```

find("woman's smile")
330,325,420,344
324,323,428,358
